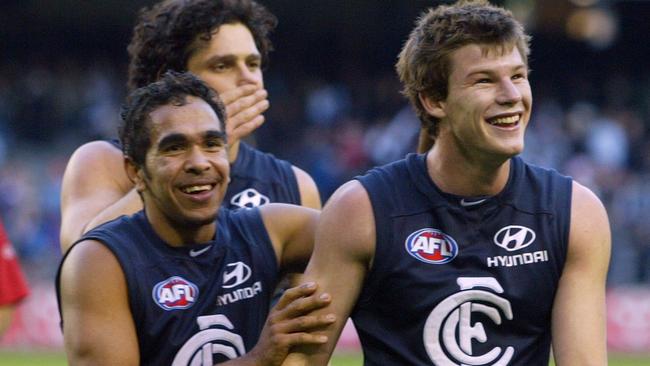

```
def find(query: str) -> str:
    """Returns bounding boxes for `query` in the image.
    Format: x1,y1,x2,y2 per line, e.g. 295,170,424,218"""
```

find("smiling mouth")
180,184,214,194
487,114,520,127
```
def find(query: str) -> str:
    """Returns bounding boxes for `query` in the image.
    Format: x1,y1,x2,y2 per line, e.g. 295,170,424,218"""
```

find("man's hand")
243,282,335,366
219,84,270,163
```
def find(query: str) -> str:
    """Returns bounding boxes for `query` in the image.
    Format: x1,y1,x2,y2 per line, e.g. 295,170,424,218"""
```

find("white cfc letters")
423,277,515,365
172,314,246,365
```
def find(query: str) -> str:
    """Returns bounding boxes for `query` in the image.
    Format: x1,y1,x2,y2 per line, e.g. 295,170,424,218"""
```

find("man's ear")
124,158,146,193
419,93,446,120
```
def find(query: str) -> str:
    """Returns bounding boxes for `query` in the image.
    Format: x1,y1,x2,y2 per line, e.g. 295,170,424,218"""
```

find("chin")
180,212,219,228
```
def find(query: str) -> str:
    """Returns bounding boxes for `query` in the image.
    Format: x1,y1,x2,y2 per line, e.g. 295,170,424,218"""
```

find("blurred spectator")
0,218,29,338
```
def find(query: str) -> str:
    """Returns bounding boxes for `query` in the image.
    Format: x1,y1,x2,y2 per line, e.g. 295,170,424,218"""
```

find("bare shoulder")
66,140,122,167
60,141,134,252
569,181,611,260
60,240,123,293
60,240,126,308
63,140,127,187
291,165,322,209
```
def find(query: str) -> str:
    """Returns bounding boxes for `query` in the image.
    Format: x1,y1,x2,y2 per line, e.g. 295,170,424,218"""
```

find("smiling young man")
57,72,334,366
284,1,611,365
60,0,320,253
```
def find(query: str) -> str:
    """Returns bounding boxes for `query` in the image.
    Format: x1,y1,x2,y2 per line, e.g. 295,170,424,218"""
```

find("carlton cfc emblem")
405,228,458,264
152,276,199,311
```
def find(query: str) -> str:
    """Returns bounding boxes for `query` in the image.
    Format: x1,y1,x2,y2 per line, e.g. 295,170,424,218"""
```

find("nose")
184,146,211,174
496,78,522,105
237,63,260,87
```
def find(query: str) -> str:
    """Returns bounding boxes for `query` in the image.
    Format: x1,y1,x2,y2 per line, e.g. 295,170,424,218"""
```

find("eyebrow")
204,130,227,142
157,133,188,150
466,64,528,77
205,53,261,65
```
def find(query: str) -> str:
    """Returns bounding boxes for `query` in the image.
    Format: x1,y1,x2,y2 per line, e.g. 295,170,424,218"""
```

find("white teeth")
489,115,519,125
182,185,212,194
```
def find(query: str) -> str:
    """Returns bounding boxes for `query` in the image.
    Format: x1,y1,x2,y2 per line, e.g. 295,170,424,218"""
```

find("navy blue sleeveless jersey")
353,153,572,366
56,208,279,365
224,142,300,209
108,139,301,209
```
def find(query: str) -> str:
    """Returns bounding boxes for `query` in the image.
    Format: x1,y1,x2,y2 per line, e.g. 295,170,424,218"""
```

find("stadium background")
1,0,649,364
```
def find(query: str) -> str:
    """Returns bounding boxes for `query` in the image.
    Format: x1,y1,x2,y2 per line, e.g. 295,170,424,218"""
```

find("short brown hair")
396,0,530,139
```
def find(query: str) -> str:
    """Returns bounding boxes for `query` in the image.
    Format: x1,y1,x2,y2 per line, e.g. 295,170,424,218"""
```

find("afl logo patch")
152,276,199,311
405,228,458,264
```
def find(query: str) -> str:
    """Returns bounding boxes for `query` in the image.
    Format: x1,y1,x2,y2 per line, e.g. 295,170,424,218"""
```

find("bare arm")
293,167,322,210
260,203,320,274
283,181,375,365
551,182,611,365
59,240,139,365
59,141,142,253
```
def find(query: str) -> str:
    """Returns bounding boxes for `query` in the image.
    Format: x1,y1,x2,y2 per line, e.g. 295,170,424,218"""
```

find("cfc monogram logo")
423,277,515,365
173,314,245,365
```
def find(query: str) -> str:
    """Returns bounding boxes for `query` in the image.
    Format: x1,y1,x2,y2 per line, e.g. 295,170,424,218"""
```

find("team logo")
493,225,536,252
423,277,515,365
173,314,246,365
152,276,199,310
222,262,252,289
230,188,269,208
405,228,458,264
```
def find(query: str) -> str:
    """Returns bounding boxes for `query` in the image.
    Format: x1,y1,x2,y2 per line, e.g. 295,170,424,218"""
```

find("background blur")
1,0,649,361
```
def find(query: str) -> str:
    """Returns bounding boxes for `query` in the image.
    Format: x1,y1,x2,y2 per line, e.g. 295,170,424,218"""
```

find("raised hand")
219,84,270,162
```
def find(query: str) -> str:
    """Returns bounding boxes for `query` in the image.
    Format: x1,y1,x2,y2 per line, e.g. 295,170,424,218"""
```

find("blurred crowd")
0,56,649,287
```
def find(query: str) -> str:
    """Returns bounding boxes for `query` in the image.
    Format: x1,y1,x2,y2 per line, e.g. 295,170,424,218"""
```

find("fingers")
274,331,330,347
277,313,337,334
273,282,319,311
223,88,268,121
281,292,332,320
218,84,260,105
221,86,269,141
227,112,266,140
264,313,336,350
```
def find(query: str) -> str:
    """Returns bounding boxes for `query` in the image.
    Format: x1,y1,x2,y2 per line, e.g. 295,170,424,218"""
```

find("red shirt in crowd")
0,220,29,305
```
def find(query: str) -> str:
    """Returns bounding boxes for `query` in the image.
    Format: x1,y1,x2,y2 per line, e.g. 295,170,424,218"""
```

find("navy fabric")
57,208,279,365
224,142,300,209
353,154,572,365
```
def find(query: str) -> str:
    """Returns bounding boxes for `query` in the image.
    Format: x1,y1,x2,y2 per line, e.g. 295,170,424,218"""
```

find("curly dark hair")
396,0,530,140
127,0,277,91
120,70,227,167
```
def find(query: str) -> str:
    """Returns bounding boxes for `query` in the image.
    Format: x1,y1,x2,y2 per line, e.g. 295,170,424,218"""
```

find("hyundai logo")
493,225,536,252
222,262,252,289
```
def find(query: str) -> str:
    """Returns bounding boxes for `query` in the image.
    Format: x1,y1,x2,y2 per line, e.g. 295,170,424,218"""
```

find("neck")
426,142,512,197
145,207,217,247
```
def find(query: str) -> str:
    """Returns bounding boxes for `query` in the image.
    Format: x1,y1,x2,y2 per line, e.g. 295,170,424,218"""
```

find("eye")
512,73,526,80
247,60,261,70
476,78,491,84
211,63,229,72
163,143,185,153
205,138,225,150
